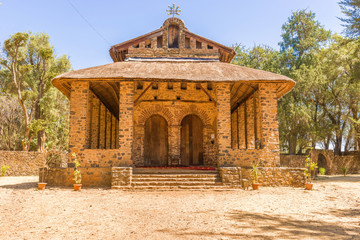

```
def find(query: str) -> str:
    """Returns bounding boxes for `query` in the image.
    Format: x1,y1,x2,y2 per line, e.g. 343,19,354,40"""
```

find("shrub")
72,153,82,184
318,167,326,175
250,161,260,183
341,166,347,176
304,148,317,183
1,165,10,176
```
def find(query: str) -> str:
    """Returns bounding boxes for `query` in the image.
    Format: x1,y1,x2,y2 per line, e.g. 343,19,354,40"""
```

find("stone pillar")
90,94,100,149
69,81,91,151
118,81,134,165
216,83,232,166
258,83,280,166
106,110,112,149
99,104,106,149
169,125,181,165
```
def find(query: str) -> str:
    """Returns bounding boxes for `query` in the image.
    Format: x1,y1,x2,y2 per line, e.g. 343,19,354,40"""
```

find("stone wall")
0,151,44,176
133,82,218,166
68,79,283,169
219,167,305,188
0,150,67,176
280,151,360,175
39,167,112,187
111,167,132,187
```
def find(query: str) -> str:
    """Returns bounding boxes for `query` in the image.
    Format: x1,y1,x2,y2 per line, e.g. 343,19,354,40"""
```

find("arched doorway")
144,115,168,166
318,153,328,175
181,114,204,165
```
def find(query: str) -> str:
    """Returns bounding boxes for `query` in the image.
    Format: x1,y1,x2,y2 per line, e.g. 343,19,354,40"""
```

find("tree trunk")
289,134,297,154
334,134,342,155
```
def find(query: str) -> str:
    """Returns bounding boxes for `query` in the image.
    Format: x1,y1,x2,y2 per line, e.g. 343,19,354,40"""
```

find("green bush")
72,153,82,184
1,165,10,176
318,167,326,175
341,166,347,176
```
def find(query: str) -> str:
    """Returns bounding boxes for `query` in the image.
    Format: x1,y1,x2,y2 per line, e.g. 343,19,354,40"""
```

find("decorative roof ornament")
166,4,181,18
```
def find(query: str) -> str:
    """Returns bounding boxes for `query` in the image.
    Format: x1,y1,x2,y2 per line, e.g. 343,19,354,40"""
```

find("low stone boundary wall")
111,167,132,187
39,167,112,187
0,151,44,176
280,152,360,175
219,167,305,188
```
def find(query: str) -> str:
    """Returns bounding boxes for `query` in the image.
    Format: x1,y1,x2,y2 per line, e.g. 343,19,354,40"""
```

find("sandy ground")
0,176,359,240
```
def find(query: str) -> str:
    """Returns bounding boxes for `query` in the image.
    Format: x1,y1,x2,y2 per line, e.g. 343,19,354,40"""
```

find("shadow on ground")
0,181,37,189
157,210,360,239
315,175,360,183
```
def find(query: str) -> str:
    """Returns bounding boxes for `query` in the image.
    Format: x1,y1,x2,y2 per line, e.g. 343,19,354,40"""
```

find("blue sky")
0,0,344,70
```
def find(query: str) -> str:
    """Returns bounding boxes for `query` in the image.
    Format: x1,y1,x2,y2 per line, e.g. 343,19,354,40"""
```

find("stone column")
169,125,181,165
258,83,280,166
118,81,134,165
69,81,91,151
216,83,232,166
90,94,100,149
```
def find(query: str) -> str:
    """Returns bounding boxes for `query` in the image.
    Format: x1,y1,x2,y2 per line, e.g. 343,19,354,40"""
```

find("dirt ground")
0,175,359,240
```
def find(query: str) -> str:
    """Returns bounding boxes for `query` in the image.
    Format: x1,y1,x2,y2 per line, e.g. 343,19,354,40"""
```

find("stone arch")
317,153,329,174
137,105,174,126
176,105,212,126
311,149,334,174
162,17,185,30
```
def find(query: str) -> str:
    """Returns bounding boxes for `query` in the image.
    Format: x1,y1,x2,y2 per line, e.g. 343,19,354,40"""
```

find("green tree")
339,0,360,38
278,10,331,154
0,32,71,151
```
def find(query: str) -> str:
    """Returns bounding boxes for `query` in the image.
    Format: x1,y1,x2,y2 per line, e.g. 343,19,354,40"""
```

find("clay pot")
73,184,82,191
305,183,313,190
252,183,259,190
38,183,47,190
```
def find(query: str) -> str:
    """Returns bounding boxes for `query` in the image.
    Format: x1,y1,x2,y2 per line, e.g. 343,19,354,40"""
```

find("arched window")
168,24,179,48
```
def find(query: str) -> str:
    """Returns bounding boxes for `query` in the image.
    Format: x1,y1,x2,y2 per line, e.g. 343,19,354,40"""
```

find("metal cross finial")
167,4,181,18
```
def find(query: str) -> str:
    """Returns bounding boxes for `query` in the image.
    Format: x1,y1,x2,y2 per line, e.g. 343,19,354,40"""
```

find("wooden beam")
138,99,214,104
199,84,217,106
134,82,153,105
231,88,258,114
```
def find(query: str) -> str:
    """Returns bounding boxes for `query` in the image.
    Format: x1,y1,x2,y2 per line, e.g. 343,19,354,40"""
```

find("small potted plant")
39,154,50,190
72,152,82,191
251,161,260,190
304,150,318,190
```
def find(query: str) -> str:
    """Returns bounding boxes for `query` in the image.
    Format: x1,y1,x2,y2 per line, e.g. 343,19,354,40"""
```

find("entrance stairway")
113,168,237,190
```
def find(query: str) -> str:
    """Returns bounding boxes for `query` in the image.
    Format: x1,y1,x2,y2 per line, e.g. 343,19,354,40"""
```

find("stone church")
47,17,305,188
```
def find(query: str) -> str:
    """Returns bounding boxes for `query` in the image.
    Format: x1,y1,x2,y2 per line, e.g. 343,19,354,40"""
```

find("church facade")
47,17,305,188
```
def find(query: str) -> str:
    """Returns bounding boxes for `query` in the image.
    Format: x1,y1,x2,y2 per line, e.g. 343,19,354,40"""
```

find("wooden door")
168,24,179,48
181,115,204,165
144,115,168,166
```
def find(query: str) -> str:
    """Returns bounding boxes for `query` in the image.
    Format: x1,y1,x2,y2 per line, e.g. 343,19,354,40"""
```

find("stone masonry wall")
219,167,305,188
227,83,281,167
39,167,112,187
111,167,132,187
133,82,217,166
0,150,67,176
280,151,360,175
0,151,44,176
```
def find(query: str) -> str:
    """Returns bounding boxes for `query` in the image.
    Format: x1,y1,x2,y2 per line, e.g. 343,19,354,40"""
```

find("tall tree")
0,32,71,151
278,10,331,154
339,0,360,38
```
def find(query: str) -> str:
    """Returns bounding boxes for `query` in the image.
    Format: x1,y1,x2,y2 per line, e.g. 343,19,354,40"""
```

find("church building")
47,15,305,188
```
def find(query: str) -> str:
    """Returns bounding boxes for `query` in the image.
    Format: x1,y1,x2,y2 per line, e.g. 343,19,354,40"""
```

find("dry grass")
0,175,359,240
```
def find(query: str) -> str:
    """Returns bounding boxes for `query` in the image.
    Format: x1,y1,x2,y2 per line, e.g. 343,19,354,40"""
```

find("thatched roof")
53,61,294,117
54,61,293,94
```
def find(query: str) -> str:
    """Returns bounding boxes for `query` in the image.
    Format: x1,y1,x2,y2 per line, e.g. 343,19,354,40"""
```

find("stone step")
111,185,241,191
131,181,223,186
133,169,218,174
131,177,220,182
132,174,219,179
